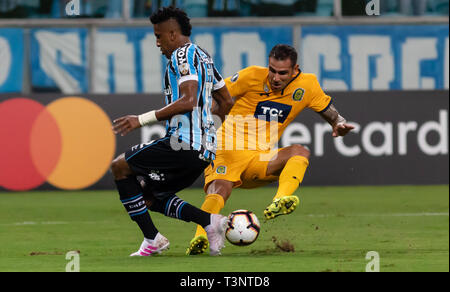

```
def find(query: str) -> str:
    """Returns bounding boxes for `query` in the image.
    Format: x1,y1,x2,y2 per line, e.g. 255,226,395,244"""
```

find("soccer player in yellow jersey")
183,44,354,255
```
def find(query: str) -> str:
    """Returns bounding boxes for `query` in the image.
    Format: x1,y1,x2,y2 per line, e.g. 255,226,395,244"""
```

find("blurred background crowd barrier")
0,0,448,18
0,0,448,94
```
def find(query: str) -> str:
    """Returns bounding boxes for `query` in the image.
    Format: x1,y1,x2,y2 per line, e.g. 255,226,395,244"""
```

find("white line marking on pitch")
305,212,449,218
0,220,114,226
0,221,69,226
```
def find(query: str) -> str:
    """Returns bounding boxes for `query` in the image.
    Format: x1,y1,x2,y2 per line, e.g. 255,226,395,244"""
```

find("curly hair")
150,6,192,37
269,44,298,67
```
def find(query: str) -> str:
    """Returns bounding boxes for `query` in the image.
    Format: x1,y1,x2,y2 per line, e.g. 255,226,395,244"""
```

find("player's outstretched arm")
112,115,141,136
112,80,198,136
211,85,234,123
318,104,355,137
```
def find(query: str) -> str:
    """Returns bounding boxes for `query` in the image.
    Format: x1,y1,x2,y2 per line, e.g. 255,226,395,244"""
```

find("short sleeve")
307,75,332,113
172,44,198,86
212,64,225,91
224,67,252,98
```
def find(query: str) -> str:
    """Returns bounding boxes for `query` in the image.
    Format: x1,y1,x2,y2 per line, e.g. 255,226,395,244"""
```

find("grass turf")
0,185,448,272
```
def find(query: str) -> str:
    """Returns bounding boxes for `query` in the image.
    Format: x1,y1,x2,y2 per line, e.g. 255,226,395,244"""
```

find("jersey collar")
261,69,302,97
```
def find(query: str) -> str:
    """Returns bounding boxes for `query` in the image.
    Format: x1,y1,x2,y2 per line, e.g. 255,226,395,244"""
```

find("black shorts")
125,137,210,199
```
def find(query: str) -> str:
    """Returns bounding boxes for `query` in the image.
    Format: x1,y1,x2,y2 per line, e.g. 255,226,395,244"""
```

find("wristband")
335,114,346,126
138,110,158,126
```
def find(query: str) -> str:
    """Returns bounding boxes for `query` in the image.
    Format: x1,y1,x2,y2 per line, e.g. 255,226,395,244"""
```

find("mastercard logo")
0,97,116,191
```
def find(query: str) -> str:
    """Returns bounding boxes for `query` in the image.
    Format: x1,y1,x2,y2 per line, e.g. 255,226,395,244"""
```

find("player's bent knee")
140,179,156,208
111,154,133,180
207,180,233,202
289,144,310,160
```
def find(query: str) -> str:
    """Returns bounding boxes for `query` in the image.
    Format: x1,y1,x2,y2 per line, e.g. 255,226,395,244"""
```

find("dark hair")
150,6,192,37
269,44,298,67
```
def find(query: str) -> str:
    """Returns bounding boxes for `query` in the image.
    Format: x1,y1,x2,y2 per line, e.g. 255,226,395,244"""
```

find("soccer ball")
225,210,260,246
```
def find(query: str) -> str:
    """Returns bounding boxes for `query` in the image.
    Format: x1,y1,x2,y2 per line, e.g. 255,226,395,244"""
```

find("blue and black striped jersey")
163,43,225,161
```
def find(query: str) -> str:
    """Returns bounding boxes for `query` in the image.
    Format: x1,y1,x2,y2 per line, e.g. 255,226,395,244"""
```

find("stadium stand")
0,0,448,18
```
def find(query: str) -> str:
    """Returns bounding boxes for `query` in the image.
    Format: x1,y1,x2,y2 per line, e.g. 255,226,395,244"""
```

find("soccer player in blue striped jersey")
164,42,224,161
111,6,234,257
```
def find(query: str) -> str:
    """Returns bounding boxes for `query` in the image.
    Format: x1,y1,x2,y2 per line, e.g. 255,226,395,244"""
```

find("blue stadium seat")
379,0,401,17
51,0,61,18
105,0,122,18
316,0,334,16
158,0,184,8
184,0,208,17
427,0,449,15
216,0,240,12
208,0,241,17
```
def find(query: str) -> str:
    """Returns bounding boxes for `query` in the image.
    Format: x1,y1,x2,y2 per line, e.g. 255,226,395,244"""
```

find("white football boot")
205,214,229,256
130,233,170,256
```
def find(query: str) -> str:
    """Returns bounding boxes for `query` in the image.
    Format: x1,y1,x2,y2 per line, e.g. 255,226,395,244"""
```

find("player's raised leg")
264,145,310,220
140,178,229,256
150,194,229,256
187,179,233,255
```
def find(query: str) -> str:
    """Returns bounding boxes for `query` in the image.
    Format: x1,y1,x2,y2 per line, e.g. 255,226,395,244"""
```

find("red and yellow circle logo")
0,97,115,191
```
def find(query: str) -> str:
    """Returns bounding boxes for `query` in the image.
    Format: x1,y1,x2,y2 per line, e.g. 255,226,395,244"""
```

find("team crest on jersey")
231,73,239,82
179,63,190,76
148,170,166,182
293,88,305,101
216,166,227,174
263,84,270,93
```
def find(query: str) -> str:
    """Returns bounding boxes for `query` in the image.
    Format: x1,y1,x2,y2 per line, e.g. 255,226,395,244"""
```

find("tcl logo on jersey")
254,101,292,123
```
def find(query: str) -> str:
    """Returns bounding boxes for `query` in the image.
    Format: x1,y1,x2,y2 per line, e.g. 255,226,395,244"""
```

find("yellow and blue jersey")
218,66,332,151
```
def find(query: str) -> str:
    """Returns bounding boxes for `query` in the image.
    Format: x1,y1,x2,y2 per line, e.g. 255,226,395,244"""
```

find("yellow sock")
194,194,225,238
274,156,309,200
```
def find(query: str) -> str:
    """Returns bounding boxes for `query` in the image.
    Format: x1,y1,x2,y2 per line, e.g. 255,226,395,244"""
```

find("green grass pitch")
0,185,448,272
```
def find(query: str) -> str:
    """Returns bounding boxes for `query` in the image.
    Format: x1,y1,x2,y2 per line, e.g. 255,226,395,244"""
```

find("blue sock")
150,195,211,228
115,177,159,240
